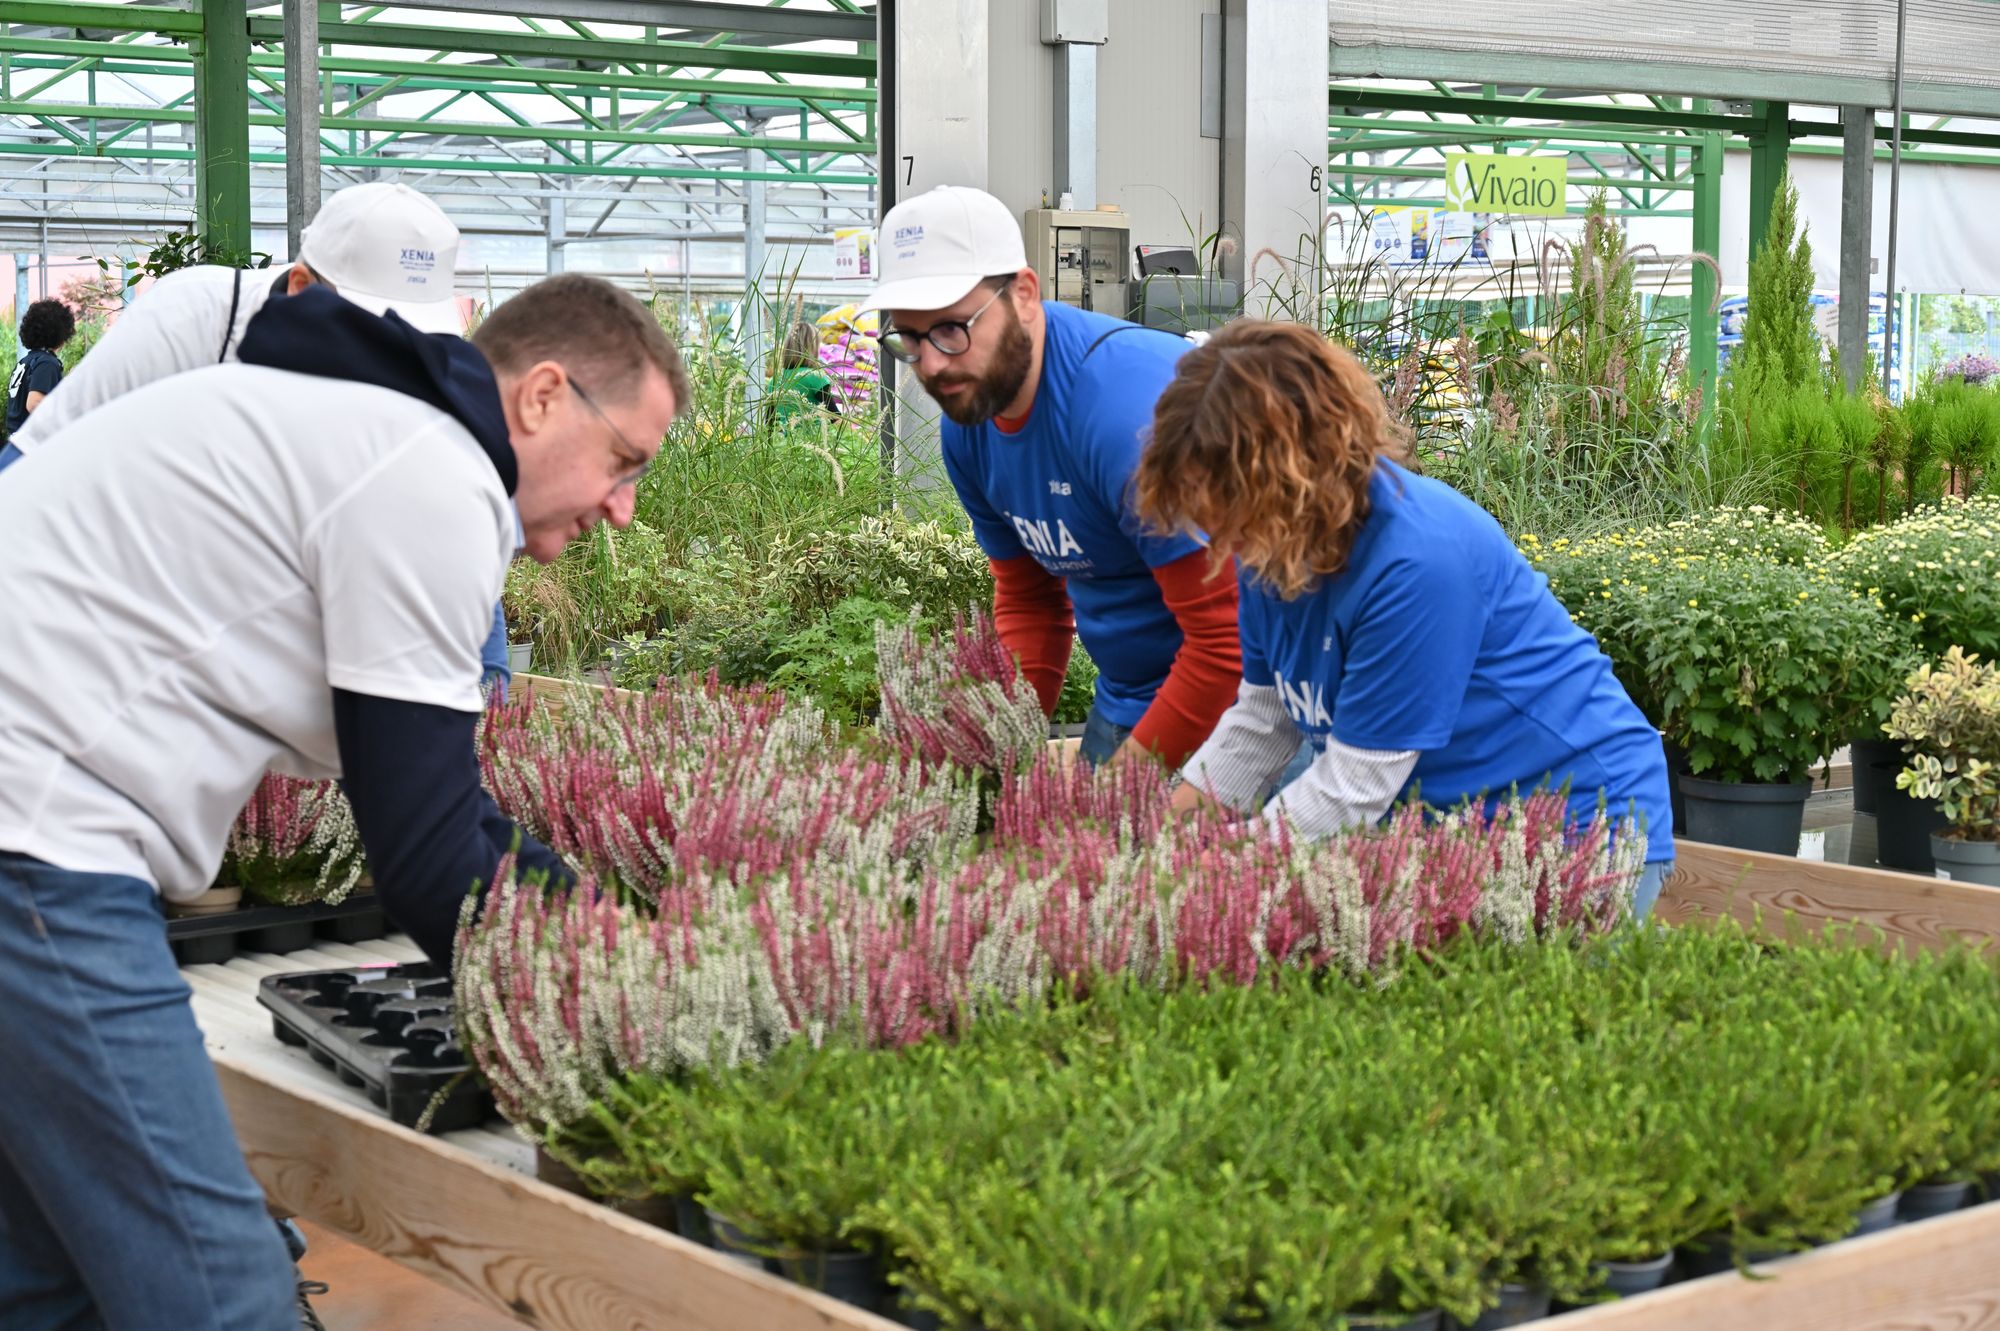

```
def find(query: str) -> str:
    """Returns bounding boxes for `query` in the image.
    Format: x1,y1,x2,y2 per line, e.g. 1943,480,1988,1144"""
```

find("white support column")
890,0,990,199
282,0,321,260
546,155,567,277
1220,0,1328,318
1837,106,1876,393
353,84,381,184
882,0,991,489
1045,0,1107,210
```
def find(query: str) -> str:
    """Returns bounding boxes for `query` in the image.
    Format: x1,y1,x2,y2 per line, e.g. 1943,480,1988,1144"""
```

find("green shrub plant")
556,924,2000,1331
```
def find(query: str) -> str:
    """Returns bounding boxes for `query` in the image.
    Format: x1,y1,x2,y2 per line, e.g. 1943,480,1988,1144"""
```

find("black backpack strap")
217,268,246,363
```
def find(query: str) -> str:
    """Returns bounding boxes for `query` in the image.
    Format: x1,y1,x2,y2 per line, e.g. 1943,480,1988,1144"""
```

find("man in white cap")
7,180,463,455
862,184,1242,773
1,182,520,699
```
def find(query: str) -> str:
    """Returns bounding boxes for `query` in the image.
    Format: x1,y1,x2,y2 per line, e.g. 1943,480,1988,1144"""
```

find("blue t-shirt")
941,302,1202,727
1241,459,1673,862
5,348,62,437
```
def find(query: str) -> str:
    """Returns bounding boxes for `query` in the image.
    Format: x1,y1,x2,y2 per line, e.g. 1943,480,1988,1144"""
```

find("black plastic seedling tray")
167,895,389,965
257,962,492,1133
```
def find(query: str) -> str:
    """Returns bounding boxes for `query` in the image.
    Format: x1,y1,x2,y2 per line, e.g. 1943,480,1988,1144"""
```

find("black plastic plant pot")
607,1193,681,1232
257,963,491,1134
1873,763,1947,873
318,907,388,944
1849,1191,1904,1237
673,1195,714,1248
1677,1234,1792,1279
891,1297,943,1331
1662,737,1690,837
1448,1284,1550,1330
1848,737,1902,816
246,919,320,947
705,1209,783,1274
1350,1309,1445,1330
174,932,238,966
1899,1179,1973,1222
1677,775,1813,856
533,1146,591,1198
1595,1253,1672,1297
172,895,392,965
780,1250,891,1313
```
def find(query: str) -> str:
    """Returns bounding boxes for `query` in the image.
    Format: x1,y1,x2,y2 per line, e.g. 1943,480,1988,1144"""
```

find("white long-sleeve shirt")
1181,681,1418,838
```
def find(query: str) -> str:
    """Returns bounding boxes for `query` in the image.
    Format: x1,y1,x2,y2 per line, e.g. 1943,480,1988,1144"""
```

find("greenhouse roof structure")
0,0,878,283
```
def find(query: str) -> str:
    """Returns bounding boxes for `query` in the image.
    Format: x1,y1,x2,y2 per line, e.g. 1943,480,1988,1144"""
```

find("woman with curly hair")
1133,319,1674,918
3,298,77,455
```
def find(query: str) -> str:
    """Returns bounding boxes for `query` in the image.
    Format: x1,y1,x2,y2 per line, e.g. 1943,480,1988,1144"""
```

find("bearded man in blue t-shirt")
858,186,1243,771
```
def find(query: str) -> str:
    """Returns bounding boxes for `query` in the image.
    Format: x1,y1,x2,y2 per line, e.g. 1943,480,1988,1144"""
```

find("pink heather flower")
457,669,1647,1139
224,774,366,905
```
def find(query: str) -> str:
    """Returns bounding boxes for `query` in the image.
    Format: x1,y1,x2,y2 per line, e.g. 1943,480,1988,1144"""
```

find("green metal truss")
0,0,879,267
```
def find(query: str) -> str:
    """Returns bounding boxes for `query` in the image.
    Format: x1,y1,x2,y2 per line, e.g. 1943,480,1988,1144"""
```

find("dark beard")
928,303,1033,427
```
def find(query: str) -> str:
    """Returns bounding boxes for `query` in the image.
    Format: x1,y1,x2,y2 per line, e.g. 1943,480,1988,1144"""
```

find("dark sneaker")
296,1278,331,1331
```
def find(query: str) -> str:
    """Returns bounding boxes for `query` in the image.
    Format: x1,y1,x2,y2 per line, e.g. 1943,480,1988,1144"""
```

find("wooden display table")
189,726,2000,1330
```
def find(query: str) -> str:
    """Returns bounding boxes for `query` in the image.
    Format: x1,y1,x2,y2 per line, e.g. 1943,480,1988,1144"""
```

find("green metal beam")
1329,161,1692,191
472,88,585,167
0,100,875,157
1331,43,2000,121
0,138,875,184
1328,188,1686,218
1786,142,2000,168
297,111,871,155
0,1,200,35
1330,85,1750,134
95,88,190,149
0,36,876,104
194,0,251,260
1328,119,1702,151
1746,100,1789,265
0,51,874,120
241,17,873,78
349,88,470,157
1689,133,1723,422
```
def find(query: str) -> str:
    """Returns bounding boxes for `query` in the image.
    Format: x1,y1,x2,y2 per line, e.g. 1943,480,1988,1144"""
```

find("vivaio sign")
1444,153,1569,217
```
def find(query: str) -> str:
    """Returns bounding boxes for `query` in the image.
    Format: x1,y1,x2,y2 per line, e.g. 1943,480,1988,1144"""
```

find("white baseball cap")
857,185,1029,315
298,182,464,335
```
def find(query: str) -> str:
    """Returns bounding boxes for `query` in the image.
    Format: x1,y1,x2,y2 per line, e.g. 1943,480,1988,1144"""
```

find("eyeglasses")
568,374,653,487
880,282,1009,364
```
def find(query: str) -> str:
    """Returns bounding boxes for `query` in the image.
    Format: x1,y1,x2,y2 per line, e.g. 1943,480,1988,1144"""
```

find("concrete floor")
297,1220,525,1331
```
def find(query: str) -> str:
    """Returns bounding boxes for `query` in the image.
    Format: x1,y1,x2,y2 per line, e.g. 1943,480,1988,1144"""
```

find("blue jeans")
479,599,511,700
1079,704,1314,793
1632,861,1671,923
0,441,24,475
0,852,297,1330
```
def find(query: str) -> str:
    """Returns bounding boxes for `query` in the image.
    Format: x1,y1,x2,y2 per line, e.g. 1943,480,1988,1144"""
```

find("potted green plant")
223,775,366,909
1885,647,2000,886
1832,495,2000,826
1525,507,1834,843
1639,557,1900,855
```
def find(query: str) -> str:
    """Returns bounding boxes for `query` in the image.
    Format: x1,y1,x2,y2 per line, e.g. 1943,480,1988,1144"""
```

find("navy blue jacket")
239,288,573,967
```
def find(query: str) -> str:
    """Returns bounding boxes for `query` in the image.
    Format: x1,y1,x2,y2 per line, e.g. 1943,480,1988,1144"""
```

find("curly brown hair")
1131,320,1412,600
